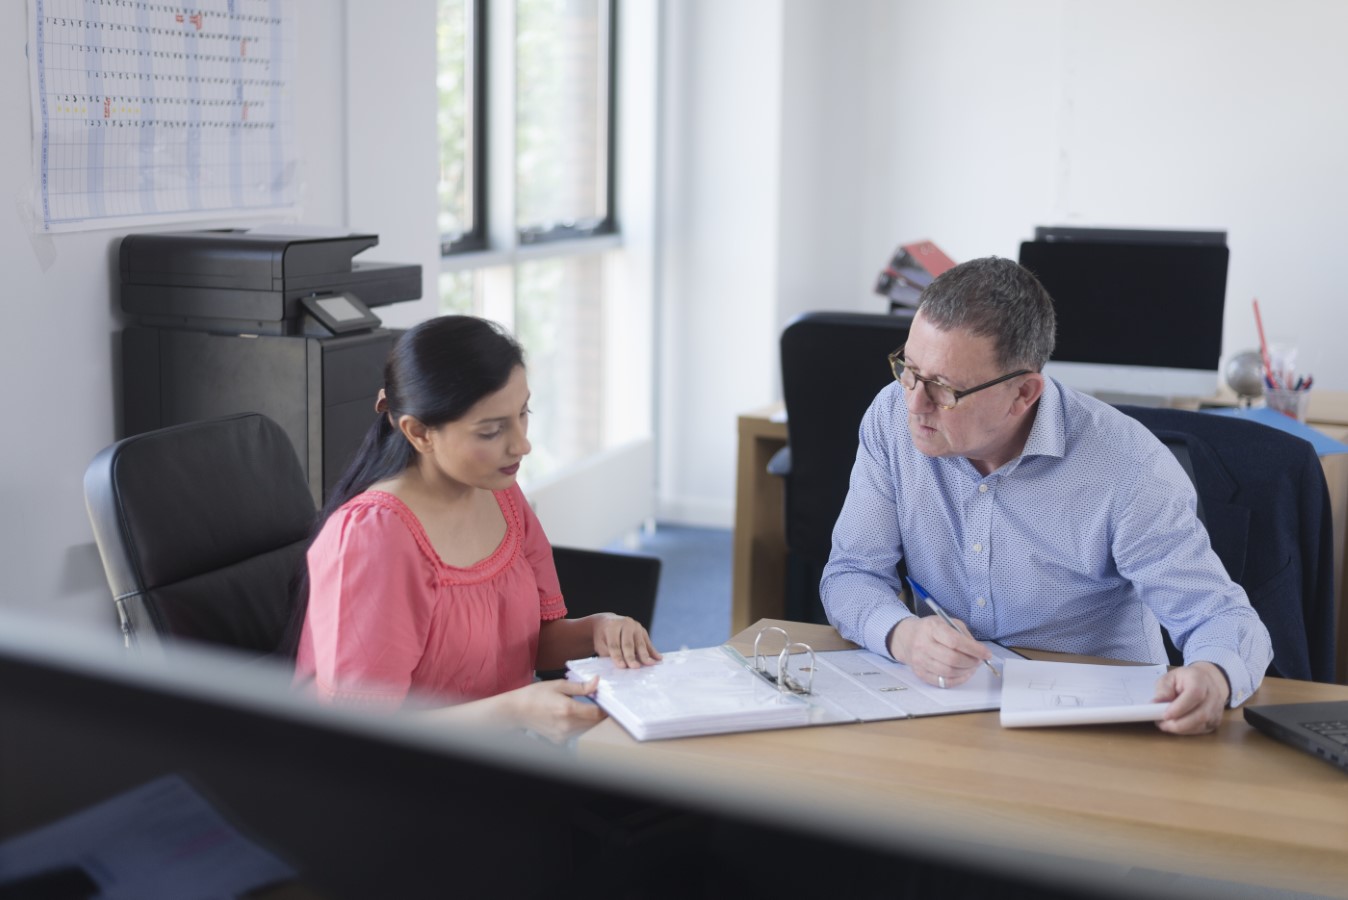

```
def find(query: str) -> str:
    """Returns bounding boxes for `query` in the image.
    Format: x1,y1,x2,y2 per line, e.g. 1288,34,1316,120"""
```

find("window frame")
439,0,618,261
514,0,618,247
439,0,489,256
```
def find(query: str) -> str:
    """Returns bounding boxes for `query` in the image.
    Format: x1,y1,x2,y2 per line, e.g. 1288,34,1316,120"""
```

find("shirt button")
973,543,983,553
979,484,989,493
976,597,987,607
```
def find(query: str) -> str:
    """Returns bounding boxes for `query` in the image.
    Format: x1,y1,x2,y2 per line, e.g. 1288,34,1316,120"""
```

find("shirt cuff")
863,604,915,660
1186,646,1255,707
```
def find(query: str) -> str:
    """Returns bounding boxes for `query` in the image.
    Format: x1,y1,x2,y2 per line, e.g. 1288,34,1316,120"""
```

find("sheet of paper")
750,643,1021,719
0,773,295,899
999,658,1169,727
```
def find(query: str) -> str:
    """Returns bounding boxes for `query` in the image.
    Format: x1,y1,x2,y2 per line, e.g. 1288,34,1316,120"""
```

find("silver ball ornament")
1223,349,1264,400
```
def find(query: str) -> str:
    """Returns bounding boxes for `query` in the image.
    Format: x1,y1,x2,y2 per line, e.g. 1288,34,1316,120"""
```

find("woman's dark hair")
280,315,525,656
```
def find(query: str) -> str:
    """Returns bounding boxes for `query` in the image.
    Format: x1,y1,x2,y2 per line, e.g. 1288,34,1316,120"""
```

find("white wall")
656,0,1348,527
870,0,1348,376
776,0,892,331
345,1,442,329
656,0,784,527
1,0,349,625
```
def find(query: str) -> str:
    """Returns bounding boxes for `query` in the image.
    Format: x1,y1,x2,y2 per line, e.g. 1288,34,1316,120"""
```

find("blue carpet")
605,524,732,651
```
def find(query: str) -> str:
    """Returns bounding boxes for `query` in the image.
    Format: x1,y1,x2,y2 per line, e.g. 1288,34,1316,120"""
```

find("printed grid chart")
30,0,297,231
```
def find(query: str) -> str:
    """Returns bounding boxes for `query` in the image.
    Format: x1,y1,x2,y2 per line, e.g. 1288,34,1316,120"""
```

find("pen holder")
1264,386,1310,422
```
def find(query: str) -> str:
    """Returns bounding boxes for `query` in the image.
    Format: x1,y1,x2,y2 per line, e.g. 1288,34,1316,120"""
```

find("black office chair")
1117,405,1336,682
83,413,316,658
85,413,663,667
774,310,916,622
537,546,662,680
552,546,661,629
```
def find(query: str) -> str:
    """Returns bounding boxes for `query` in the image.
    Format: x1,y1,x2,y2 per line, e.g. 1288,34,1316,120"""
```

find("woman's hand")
593,614,662,669
504,677,607,744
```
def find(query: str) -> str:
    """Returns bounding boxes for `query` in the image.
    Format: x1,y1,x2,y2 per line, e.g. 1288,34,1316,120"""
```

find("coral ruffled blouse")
294,483,566,708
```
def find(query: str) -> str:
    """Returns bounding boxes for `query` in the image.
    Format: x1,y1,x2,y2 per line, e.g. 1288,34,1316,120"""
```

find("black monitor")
0,614,1110,898
1018,228,1229,399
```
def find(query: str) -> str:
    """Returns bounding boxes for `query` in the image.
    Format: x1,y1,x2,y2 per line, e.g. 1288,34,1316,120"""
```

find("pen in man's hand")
907,577,1001,679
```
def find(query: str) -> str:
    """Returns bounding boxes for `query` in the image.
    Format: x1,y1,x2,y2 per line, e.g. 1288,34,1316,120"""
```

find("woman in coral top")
292,315,660,742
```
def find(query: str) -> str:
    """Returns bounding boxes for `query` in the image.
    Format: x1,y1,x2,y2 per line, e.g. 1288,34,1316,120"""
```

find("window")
436,0,486,254
438,269,478,315
435,0,642,500
515,0,615,243
514,254,606,475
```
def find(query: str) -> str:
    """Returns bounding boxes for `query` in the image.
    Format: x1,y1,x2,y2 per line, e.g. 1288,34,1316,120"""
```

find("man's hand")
888,615,992,688
1153,662,1231,735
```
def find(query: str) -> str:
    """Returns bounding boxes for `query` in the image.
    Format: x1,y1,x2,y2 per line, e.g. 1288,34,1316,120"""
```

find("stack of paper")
567,648,813,741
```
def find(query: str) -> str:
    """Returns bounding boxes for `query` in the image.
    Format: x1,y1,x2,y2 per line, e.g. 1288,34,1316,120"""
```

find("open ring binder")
565,625,1019,741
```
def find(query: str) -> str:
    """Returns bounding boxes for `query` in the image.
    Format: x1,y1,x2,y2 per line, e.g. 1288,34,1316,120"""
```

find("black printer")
118,229,421,502
119,229,421,336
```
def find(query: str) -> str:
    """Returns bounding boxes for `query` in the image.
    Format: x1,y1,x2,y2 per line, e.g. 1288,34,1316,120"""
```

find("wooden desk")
730,404,788,635
733,395,1348,683
581,620,1348,898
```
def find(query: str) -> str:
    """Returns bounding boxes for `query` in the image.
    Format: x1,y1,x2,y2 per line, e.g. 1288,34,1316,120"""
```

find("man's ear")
1012,373,1046,415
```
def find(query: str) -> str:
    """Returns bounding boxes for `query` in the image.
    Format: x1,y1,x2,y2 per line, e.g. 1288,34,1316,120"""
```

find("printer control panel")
300,292,382,336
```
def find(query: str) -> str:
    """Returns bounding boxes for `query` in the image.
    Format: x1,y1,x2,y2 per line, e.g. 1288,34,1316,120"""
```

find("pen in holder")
1261,339,1312,422
1265,383,1311,422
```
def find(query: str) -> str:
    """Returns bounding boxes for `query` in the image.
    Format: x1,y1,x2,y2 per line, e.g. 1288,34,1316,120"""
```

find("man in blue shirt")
821,257,1272,735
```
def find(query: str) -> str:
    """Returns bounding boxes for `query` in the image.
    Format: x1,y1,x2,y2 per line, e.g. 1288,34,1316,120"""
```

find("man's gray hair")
917,257,1057,371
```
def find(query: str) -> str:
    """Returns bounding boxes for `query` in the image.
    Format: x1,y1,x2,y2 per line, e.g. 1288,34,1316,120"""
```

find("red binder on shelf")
875,240,956,310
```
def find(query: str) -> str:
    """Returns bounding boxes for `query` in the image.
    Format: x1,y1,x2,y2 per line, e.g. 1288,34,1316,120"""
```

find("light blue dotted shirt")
820,377,1273,707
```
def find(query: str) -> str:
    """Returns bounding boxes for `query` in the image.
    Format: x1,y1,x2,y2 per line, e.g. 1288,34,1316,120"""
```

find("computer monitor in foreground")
1018,228,1230,401
0,614,1115,899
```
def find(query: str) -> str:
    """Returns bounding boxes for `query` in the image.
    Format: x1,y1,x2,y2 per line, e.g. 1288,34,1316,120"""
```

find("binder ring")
753,626,791,674
777,642,816,696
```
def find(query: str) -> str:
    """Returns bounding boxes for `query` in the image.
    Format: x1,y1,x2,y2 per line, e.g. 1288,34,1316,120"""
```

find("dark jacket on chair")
1117,406,1335,683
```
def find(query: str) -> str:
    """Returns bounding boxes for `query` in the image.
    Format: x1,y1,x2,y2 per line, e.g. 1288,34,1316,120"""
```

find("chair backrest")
779,310,916,564
551,546,661,629
83,413,317,657
1116,405,1336,682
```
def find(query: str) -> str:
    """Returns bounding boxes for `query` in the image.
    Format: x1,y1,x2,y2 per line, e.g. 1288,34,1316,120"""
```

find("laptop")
1244,702,1348,771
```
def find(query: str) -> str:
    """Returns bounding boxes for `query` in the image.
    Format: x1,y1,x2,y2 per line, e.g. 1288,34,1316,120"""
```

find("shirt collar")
1019,375,1066,461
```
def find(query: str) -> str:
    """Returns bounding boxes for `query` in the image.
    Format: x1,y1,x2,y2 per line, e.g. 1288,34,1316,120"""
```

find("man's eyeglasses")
888,345,1031,411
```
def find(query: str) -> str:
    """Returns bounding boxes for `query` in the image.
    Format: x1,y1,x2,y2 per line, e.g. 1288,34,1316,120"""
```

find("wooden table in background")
730,404,788,636
581,620,1348,898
